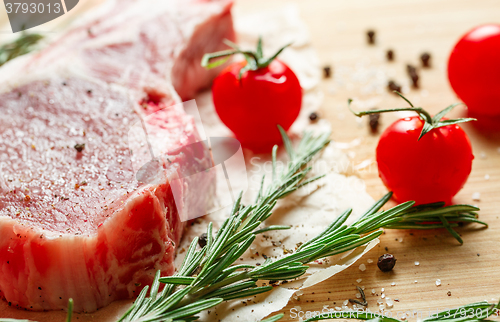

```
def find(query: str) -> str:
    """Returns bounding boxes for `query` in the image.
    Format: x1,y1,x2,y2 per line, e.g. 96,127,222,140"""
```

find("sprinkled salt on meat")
0,0,234,313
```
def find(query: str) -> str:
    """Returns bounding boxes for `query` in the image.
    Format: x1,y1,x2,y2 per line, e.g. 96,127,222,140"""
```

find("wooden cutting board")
234,0,500,320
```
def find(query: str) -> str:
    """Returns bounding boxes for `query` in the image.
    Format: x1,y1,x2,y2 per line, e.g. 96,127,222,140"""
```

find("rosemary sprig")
118,127,331,321
304,299,500,322
117,128,485,322
0,33,43,67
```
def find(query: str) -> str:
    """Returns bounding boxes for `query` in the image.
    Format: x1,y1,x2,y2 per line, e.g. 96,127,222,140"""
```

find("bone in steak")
0,0,234,313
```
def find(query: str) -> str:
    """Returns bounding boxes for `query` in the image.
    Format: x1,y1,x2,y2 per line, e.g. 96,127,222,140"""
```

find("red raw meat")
0,0,234,313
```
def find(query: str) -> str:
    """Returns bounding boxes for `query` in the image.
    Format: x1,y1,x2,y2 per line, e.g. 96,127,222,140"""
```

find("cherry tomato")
448,24,500,116
376,116,474,205
212,59,302,152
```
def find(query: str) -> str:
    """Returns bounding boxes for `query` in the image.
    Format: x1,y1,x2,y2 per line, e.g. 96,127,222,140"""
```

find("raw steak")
0,0,234,313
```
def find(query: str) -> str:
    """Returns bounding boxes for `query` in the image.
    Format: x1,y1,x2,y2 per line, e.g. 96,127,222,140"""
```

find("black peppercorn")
421,52,431,68
377,253,397,272
406,65,419,88
198,233,208,248
323,66,332,78
410,74,419,88
410,72,419,88
386,49,394,61
387,80,401,93
309,112,319,122
406,64,416,75
369,113,380,133
74,143,85,153
367,30,376,45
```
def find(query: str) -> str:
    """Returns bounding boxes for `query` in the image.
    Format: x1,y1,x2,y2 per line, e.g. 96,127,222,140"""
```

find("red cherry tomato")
212,59,302,152
376,116,474,205
448,24,500,116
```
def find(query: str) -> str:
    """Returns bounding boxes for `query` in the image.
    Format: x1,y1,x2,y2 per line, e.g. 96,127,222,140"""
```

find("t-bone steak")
0,0,234,313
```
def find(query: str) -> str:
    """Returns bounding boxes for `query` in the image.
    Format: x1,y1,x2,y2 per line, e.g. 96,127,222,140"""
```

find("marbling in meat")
0,0,235,313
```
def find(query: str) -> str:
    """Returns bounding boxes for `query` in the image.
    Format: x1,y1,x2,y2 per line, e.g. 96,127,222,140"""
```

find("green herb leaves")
0,33,43,67
118,128,331,321
116,128,486,322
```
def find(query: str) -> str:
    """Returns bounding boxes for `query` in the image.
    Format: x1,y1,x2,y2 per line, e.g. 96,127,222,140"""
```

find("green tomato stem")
201,37,292,79
347,91,475,140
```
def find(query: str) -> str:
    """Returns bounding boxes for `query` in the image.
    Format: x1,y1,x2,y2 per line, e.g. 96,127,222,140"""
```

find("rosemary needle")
66,299,73,322
349,286,367,306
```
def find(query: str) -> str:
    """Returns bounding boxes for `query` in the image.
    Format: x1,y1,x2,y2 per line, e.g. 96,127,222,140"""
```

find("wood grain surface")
235,0,500,320
1,1,499,321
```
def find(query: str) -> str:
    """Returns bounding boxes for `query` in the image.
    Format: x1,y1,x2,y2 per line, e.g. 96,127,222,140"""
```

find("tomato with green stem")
349,93,475,205
202,38,302,152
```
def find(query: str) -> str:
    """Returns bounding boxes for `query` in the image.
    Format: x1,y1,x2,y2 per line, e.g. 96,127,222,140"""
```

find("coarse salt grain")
485,174,490,180
359,264,366,271
414,280,418,283
472,192,481,201
343,300,349,306
399,237,403,243
415,261,420,266
367,259,374,263
372,289,376,294
357,278,363,283
391,282,396,286
381,288,385,292
335,306,342,311
436,279,442,286
356,293,362,299
385,297,394,308
381,294,386,299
